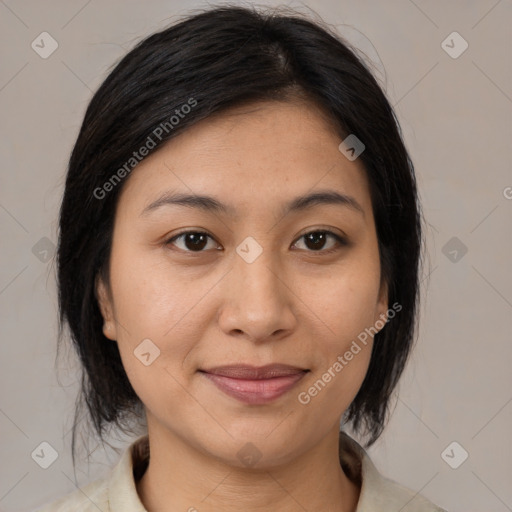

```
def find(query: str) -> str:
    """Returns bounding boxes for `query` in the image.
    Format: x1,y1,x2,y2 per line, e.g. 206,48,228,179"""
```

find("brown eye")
166,231,219,252
293,230,347,253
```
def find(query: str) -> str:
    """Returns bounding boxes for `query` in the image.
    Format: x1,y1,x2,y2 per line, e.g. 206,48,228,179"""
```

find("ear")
95,273,118,341
374,275,389,330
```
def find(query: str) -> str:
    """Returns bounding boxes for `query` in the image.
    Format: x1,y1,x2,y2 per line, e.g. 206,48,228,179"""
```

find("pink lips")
199,364,308,404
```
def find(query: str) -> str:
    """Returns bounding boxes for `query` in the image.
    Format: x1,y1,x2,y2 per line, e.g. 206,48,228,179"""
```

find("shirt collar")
107,431,389,511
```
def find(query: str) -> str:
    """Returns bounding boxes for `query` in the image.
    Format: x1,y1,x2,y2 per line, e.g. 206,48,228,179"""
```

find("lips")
200,364,307,379
199,364,309,404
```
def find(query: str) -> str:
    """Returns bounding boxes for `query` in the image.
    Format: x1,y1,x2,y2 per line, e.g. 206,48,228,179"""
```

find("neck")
136,423,360,512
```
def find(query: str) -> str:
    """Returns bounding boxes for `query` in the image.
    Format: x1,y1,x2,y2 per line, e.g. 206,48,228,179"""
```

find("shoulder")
339,431,448,512
361,468,448,512
33,477,108,512
34,435,150,512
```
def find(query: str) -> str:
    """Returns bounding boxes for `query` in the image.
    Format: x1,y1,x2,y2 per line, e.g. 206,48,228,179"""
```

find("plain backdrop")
0,1,511,511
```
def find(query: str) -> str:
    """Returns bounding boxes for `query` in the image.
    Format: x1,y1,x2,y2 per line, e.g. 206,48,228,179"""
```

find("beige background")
1,1,511,511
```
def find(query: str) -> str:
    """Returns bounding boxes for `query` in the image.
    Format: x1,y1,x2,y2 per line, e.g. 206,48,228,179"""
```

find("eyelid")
293,226,347,243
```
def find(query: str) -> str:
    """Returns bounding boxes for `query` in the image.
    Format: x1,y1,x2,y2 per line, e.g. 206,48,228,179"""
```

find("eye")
292,230,347,254
165,229,347,254
165,230,219,252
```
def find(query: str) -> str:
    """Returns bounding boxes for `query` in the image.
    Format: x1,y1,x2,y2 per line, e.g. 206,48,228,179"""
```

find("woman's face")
96,99,388,467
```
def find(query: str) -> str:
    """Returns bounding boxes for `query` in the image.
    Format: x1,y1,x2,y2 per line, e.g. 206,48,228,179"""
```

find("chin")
194,422,308,470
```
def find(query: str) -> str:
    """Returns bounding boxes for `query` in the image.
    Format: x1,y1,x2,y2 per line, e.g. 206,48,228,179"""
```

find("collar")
106,431,438,511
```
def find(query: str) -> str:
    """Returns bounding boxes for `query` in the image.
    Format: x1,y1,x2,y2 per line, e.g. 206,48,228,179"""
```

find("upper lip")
200,364,308,379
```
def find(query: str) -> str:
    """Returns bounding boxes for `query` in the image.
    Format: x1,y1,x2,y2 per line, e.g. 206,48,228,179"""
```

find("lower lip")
200,371,308,404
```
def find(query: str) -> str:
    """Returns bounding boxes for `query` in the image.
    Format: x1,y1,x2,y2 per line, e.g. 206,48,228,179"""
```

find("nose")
217,248,297,343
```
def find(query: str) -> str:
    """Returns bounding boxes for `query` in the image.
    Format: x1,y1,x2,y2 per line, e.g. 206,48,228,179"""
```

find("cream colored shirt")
36,431,447,511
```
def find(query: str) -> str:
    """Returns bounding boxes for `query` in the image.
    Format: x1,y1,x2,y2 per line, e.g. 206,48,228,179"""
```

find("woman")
38,4,447,511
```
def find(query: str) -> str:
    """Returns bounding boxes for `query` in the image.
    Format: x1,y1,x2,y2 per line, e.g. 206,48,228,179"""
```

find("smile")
199,370,308,404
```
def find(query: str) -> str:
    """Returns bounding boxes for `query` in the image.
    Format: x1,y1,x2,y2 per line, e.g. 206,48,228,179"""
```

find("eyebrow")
140,189,365,218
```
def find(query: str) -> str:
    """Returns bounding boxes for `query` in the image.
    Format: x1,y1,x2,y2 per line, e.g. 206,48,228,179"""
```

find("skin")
96,99,389,512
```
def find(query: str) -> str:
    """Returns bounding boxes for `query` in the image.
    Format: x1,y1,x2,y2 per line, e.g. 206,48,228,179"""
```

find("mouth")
198,364,309,404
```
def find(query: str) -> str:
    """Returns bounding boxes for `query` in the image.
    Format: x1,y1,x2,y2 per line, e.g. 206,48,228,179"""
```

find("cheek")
297,260,380,404
109,242,195,336
107,247,201,390
306,261,382,347
296,285,376,418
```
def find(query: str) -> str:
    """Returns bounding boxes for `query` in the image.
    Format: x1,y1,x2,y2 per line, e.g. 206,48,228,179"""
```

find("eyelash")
164,229,348,255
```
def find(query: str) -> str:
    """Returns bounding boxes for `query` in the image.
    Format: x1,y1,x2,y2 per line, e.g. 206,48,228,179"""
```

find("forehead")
117,100,372,218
